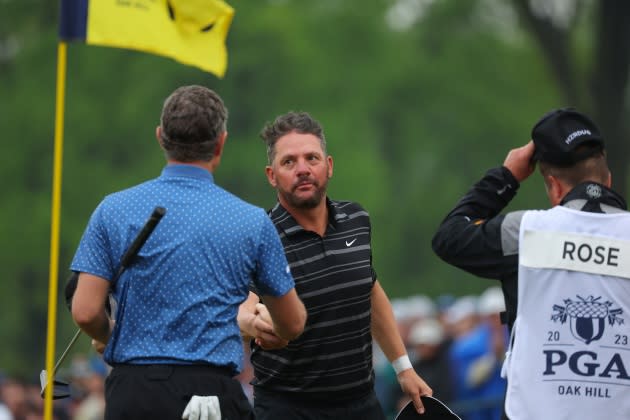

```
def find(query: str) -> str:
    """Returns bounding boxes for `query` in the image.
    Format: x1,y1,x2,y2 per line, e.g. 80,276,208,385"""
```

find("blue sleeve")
70,201,115,281
253,214,295,297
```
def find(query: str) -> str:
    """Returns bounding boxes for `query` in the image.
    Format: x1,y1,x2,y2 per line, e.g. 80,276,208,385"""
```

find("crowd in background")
376,287,508,419
0,286,508,420
0,354,107,420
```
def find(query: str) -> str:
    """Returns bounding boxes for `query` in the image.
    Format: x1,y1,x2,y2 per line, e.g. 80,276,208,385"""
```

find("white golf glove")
181,395,221,420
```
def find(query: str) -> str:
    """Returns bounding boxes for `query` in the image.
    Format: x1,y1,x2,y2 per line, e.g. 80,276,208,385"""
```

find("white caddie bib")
504,206,630,420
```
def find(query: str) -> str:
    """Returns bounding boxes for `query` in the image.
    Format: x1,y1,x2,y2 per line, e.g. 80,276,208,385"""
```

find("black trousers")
105,364,254,420
253,387,386,420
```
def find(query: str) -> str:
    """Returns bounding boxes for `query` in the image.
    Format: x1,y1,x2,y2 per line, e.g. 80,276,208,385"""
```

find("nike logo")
345,238,357,247
496,184,512,195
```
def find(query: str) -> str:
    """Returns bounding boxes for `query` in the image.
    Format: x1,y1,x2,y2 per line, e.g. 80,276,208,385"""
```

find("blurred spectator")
0,384,11,420
1,379,27,419
471,287,508,420
477,287,508,366
24,380,46,420
435,294,456,327
0,373,11,420
391,295,437,347
0,405,10,420
446,293,506,420
393,317,454,413
68,355,105,420
444,295,485,417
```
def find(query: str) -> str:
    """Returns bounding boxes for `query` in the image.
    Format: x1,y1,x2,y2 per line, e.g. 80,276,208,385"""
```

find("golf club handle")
119,206,166,270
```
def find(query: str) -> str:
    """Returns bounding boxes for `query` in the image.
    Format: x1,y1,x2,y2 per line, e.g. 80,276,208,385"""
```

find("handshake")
246,303,291,350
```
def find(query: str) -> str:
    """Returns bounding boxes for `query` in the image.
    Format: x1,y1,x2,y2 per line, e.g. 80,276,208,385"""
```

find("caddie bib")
504,205,630,420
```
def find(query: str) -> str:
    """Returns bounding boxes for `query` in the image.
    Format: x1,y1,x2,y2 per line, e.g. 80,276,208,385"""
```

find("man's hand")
91,318,114,354
253,303,289,350
238,295,289,349
397,368,432,415
91,339,106,354
181,395,221,420
503,141,536,182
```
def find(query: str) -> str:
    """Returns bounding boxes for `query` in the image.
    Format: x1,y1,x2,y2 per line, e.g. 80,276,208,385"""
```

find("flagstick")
43,41,67,420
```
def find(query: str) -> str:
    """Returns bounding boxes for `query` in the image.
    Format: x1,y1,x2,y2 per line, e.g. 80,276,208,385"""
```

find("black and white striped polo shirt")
251,199,378,402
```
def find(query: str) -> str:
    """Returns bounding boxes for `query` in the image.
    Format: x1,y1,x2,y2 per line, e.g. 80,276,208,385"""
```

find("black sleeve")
431,166,521,280
64,271,79,311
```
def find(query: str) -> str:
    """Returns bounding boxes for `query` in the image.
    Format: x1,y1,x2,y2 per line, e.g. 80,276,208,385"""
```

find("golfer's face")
267,132,333,209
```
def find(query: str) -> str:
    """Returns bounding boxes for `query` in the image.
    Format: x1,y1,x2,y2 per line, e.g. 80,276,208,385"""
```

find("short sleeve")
253,215,295,297
70,202,115,281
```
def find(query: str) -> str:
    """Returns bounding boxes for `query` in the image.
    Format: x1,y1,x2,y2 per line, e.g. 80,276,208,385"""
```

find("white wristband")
392,354,412,375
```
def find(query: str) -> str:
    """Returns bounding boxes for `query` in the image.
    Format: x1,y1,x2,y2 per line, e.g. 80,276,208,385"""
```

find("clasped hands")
251,303,289,350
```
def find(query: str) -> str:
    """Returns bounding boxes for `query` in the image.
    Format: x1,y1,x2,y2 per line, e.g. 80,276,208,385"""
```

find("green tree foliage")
511,0,630,194
1,0,626,377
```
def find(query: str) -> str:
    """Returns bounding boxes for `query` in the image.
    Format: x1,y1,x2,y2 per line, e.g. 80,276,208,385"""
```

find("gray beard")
281,176,328,209
282,187,325,209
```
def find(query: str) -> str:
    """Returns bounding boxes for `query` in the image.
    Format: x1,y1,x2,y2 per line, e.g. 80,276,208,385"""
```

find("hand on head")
503,141,536,182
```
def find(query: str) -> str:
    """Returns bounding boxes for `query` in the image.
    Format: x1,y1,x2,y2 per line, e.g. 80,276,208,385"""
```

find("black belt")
111,363,233,378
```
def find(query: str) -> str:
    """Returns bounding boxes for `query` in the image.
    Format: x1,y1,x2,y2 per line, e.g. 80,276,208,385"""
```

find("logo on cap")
565,129,592,145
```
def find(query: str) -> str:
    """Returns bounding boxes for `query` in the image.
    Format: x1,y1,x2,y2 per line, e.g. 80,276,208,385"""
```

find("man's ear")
546,175,568,206
265,166,277,188
156,126,163,146
214,131,227,157
327,155,333,179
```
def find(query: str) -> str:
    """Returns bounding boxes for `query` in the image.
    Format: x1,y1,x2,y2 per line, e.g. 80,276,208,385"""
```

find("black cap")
531,108,605,166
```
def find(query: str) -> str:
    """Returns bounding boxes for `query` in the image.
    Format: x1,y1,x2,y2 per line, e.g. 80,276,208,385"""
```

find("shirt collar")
160,163,214,183
270,198,343,236
561,182,627,212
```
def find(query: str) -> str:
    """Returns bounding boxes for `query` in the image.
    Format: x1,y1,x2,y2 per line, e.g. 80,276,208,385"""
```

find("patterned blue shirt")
71,164,294,374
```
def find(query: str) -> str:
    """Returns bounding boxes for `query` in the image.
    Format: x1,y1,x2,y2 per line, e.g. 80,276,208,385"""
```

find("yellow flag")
86,0,234,77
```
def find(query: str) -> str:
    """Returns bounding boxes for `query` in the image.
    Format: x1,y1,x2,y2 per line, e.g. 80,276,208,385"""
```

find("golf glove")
182,395,221,420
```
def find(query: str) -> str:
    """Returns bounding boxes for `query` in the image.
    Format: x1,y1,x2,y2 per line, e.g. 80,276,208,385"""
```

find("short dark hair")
159,85,227,162
260,111,326,164
539,145,609,187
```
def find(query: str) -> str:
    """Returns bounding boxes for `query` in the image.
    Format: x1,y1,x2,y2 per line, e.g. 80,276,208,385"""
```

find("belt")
111,363,233,378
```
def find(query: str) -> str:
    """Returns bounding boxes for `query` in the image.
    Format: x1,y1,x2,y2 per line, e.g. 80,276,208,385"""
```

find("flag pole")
43,40,67,420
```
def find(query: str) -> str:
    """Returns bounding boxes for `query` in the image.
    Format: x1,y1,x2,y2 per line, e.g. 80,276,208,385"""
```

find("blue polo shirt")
71,164,294,374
